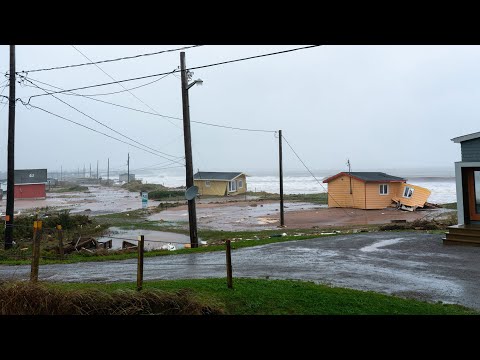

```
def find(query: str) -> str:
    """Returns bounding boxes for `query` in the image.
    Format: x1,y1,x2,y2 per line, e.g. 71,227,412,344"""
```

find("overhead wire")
281,134,355,217
17,45,203,73
24,103,185,160
23,45,321,101
23,75,276,133
64,72,175,97
70,45,182,130
18,75,184,164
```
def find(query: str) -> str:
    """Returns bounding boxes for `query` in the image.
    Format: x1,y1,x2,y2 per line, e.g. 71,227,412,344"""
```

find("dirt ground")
151,200,447,230
0,185,449,229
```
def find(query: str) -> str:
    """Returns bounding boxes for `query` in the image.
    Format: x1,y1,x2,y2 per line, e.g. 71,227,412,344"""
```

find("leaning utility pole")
180,51,198,248
4,45,16,249
127,153,130,183
279,130,285,227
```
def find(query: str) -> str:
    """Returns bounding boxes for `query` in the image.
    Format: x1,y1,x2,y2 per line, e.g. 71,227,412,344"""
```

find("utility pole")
89,163,91,178
107,158,109,184
4,45,16,249
83,164,85,178
279,130,285,227
180,51,198,248
60,166,62,181
96,160,99,180
347,159,352,194
127,153,130,183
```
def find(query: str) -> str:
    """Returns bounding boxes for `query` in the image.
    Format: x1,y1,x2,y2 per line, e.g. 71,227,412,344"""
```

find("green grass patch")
46,278,477,315
48,182,89,193
121,180,167,193
148,190,185,201
442,202,457,210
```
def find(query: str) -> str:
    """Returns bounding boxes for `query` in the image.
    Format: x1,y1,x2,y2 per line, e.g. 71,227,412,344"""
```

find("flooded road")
1,232,480,309
0,185,161,216
148,201,325,230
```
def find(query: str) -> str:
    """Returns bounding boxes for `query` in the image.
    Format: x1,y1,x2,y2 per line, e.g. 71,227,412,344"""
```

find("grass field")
45,278,477,315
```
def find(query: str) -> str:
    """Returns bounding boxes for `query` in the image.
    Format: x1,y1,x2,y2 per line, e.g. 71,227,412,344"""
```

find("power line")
19,75,184,164
70,45,182,130
17,45,203,74
24,45,321,101
23,76,276,133
66,72,175,97
282,135,355,216
24,102,185,161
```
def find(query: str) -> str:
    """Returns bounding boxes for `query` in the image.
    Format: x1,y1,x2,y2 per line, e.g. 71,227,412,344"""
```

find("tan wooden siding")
194,174,247,196
194,180,227,196
234,174,247,195
365,182,402,209
327,176,366,209
393,183,431,207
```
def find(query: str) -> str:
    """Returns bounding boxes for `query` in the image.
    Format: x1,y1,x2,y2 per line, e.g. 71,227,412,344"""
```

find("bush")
149,190,185,200
0,282,222,315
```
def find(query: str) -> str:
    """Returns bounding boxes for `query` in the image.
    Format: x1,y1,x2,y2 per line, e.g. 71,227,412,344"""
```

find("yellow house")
194,172,247,196
322,172,431,210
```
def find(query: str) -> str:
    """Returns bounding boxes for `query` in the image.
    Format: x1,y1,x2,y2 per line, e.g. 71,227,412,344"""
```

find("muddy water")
96,227,191,250
0,185,161,216
148,202,325,231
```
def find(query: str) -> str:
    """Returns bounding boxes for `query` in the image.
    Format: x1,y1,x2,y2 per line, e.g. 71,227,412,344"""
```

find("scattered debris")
122,241,137,250
160,243,176,251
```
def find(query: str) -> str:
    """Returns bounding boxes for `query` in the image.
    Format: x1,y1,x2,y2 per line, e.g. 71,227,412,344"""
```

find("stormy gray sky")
0,45,477,176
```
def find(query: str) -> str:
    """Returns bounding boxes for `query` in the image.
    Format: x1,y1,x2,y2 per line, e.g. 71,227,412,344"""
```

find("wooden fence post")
56,225,64,259
226,240,233,289
137,235,144,291
30,220,42,283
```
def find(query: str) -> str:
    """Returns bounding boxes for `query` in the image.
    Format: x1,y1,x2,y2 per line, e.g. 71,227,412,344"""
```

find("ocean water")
137,172,457,205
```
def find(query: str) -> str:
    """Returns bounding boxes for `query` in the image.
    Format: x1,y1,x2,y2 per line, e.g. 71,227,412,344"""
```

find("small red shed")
14,169,47,199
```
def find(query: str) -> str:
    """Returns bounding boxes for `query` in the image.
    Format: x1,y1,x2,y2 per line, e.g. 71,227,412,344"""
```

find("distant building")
322,171,431,210
14,169,47,199
194,171,247,196
47,178,58,187
119,173,135,182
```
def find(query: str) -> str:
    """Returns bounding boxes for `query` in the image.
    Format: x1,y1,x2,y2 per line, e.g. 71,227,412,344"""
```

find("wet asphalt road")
1,232,480,309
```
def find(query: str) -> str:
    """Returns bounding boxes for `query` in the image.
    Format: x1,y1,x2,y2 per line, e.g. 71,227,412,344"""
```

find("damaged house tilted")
322,172,431,211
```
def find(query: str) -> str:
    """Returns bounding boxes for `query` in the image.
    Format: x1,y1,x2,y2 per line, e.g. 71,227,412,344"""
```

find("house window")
379,184,388,195
238,179,243,188
205,181,211,188
228,180,237,192
403,186,414,198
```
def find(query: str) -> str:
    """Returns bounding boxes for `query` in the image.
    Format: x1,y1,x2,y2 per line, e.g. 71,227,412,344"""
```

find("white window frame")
228,180,237,192
379,184,389,195
403,186,414,198
205,180,211,188
238,179,243,188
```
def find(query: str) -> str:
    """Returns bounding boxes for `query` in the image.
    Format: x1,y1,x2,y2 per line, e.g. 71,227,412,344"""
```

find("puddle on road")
360,238,405,252
96,227,191,251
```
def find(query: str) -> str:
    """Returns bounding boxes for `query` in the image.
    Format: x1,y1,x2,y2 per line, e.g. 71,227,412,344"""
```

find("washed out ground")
0,183,467,310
